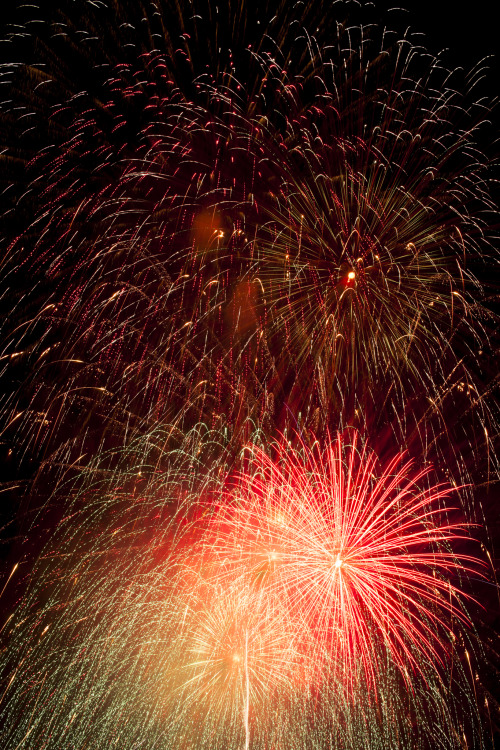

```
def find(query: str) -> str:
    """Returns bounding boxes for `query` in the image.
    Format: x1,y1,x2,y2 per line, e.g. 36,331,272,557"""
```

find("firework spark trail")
244,627,250,750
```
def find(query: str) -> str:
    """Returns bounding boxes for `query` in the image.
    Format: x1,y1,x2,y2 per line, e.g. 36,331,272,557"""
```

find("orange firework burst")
195,431,482,693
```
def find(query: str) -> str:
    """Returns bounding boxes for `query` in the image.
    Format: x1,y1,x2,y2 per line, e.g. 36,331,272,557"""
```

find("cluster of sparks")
195,435,478,689
0,0,498,748
0,428,487,748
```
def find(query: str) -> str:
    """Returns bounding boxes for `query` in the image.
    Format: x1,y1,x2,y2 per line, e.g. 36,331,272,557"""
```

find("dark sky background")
1,1,498,71
376,0,498,69
373,0,498,113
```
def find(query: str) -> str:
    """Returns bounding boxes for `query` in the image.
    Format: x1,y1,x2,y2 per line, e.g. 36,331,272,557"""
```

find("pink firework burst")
196,431,482,693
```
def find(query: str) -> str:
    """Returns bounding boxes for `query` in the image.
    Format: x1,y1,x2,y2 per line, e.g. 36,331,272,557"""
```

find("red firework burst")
197,431,482,692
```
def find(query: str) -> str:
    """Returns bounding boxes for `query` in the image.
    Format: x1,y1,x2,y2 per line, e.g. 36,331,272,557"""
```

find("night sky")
0,1,498,748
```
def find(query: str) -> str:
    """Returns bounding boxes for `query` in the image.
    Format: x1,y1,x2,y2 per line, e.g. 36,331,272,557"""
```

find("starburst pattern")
195,431,482,692
0,429,487,749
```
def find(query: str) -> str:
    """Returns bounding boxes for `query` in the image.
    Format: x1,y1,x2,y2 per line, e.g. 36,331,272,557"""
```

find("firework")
0,0,497,494
194,431,483,691
252,54,498,396
0,428,487,749
0,1,498,748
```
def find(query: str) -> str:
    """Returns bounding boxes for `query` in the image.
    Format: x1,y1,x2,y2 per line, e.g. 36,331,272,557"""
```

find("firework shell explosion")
0,0,497,482
0,1,498,749
0,429,489,748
